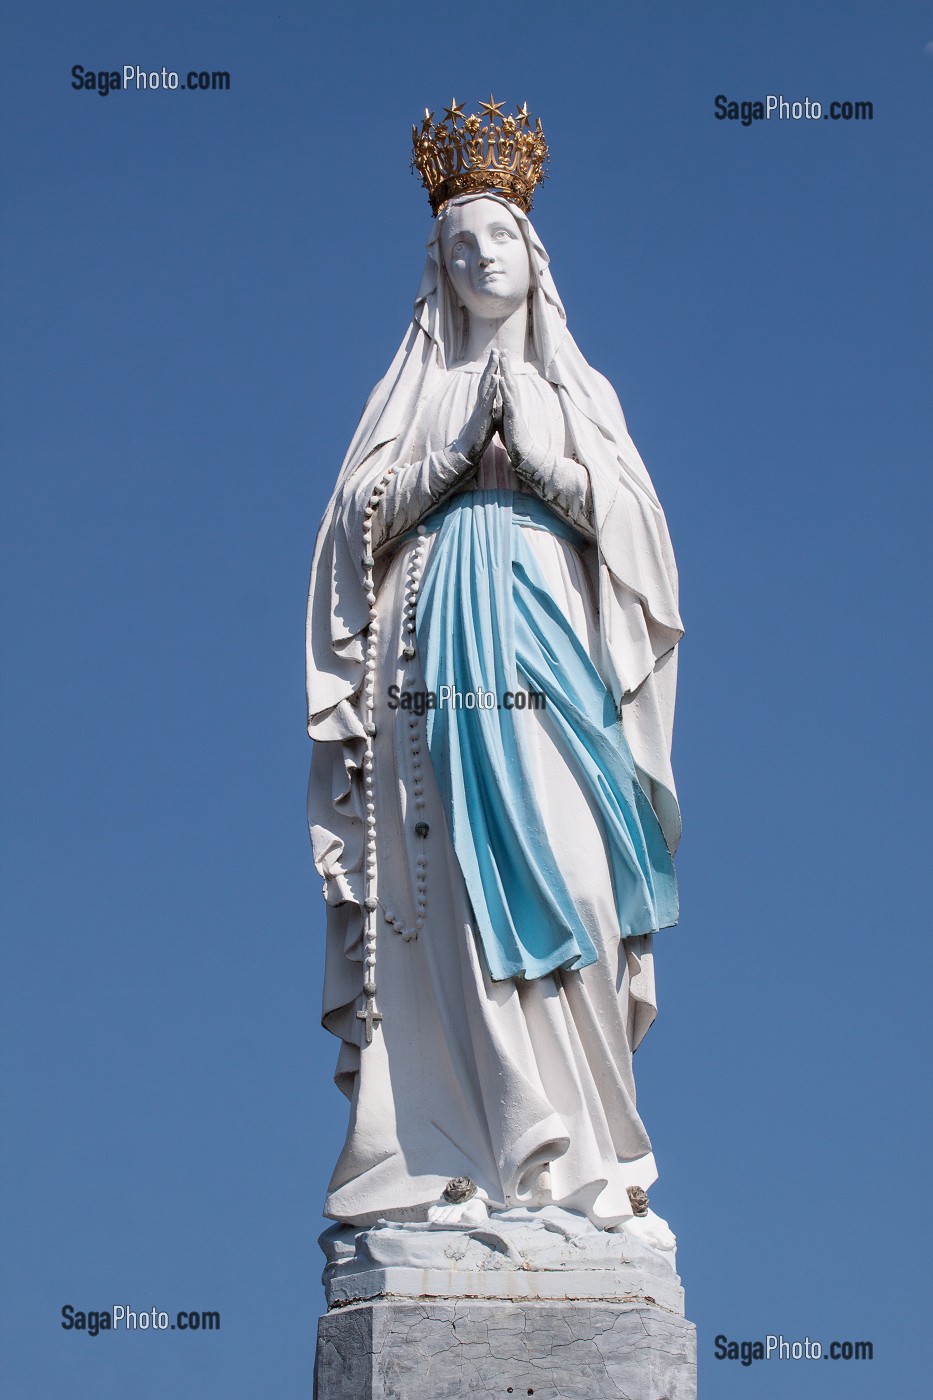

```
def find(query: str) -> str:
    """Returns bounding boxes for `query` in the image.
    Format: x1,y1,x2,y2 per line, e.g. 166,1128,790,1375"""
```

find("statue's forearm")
513,452,596,539
370,445,477,549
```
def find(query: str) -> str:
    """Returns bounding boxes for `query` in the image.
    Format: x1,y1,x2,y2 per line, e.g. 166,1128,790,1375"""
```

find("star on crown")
411,97,549,215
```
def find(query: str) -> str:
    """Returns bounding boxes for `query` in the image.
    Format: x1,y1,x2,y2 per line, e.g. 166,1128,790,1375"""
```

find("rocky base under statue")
313,1203,697,1399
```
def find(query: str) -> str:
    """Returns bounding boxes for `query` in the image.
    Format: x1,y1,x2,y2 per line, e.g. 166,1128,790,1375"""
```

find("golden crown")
412,97,549,216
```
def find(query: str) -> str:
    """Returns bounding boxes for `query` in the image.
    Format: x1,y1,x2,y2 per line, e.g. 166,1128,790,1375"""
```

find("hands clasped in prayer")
453,350,550,480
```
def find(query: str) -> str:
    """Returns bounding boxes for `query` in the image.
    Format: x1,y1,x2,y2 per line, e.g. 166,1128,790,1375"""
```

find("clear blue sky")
1,2,930,1396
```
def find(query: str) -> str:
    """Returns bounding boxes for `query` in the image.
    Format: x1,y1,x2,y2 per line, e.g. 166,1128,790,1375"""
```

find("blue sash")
416,489,677,982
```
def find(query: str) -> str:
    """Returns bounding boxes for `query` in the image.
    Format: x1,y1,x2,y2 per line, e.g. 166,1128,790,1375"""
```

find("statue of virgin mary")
306,103,683,1235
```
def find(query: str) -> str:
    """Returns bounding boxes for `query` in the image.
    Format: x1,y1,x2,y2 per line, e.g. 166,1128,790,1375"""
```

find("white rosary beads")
384,526,429,944
357,482,432,1039
356,468,394,1044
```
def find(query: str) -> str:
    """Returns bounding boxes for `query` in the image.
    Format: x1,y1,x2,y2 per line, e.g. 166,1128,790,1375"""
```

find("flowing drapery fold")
417,490,677,982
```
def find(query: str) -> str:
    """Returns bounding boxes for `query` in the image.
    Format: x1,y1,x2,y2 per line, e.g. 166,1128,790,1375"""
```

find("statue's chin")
465,288,527,321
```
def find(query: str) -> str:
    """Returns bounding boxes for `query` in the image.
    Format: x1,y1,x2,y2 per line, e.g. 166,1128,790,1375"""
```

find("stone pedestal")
314,1299,697,1398
314,1207,696,1398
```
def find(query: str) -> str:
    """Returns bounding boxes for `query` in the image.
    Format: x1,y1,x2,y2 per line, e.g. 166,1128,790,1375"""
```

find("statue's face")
441,198,531,321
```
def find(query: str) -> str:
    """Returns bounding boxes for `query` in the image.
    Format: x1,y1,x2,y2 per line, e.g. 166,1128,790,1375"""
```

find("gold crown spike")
411,98,549,215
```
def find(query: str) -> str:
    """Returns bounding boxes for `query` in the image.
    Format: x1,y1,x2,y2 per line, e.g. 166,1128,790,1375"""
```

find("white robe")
310,361,661,1228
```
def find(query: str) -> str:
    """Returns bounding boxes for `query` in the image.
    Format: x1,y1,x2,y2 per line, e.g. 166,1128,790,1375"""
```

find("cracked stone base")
314,1299,697,1399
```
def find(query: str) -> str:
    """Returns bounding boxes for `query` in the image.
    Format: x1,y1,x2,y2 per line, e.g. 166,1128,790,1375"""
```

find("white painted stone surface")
321,1205,684,1314
307,194,684,1233
314,1300,697,1399
309,179,695,1400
